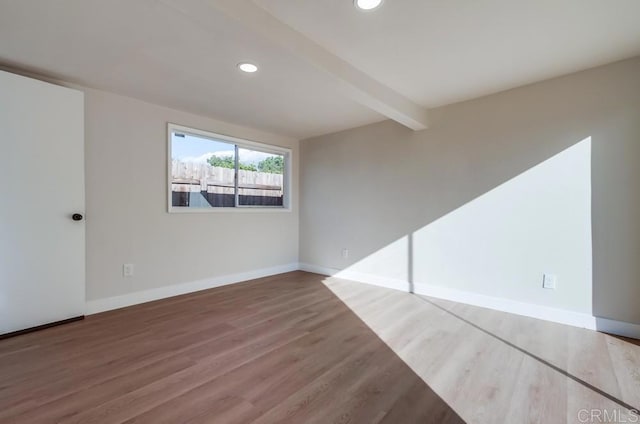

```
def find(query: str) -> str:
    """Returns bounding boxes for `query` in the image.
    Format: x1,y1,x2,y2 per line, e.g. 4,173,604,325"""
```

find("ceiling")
1,0,640,139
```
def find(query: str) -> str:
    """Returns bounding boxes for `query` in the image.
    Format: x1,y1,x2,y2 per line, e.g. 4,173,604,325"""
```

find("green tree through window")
257,156,284,174
207,155,257,171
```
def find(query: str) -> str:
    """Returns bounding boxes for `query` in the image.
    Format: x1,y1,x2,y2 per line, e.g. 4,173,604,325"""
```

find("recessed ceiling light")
354,0,383,11
237,63,258,73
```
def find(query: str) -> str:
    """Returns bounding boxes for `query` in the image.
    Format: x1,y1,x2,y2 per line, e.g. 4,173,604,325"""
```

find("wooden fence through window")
171,160,284,207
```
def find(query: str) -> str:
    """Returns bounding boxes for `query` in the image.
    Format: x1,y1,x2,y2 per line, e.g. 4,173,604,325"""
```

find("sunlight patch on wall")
332,137,593,315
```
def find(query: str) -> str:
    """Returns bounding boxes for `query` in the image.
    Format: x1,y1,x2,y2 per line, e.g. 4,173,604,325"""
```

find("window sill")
168,207,292,214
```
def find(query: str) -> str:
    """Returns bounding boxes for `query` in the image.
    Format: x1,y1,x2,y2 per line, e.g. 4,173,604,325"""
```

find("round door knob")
72,213,84,221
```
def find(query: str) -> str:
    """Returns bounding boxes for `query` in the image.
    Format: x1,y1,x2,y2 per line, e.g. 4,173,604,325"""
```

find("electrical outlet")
542,274,557,289
123,264,134,277
341,248,349,259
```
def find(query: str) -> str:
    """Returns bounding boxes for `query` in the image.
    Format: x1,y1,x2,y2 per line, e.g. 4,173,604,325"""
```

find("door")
0,70,85,335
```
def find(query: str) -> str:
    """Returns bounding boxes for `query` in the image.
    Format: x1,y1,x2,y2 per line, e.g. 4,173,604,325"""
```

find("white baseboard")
595,317,640,339
299,262,598,330
413,282,597,330
86,263,299,315
86,262,640,340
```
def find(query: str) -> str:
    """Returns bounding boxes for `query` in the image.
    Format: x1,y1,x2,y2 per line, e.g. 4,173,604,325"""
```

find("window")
168,124,291,212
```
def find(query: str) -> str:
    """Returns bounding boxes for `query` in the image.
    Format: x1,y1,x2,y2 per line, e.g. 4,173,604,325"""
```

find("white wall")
300,57,640,325
412,139,592,313
3,57,638,329
81,87,299,303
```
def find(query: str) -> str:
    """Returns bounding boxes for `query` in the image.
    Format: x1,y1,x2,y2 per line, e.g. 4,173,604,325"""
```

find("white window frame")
167,123,292,213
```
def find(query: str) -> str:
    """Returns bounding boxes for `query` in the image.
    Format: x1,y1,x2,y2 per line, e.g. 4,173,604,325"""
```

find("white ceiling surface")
0,0,382,139
1,1,640,139
257,0,640,108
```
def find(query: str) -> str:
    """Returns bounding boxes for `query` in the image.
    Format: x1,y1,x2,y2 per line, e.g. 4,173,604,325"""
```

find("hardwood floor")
1,271,639,423
0,271,462,424
323,275,640,423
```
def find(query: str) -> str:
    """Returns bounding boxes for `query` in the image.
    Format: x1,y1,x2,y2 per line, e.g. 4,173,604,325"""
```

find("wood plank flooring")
1,271,639,423
323,274,640,424
0,271,462,424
